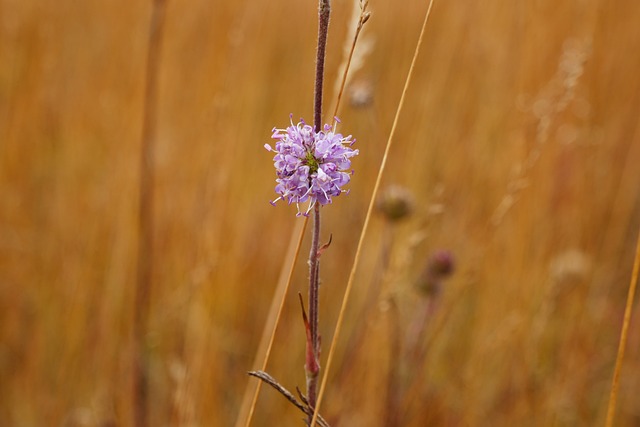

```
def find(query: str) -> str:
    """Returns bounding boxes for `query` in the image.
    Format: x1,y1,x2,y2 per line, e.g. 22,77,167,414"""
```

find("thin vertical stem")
309,204,321,356
605,228,640,427
330,1,370,122
385,298,402,427
314,0,330,132
307,1,330,420
236,218,308,427
134,1,167,426
306,203,321,417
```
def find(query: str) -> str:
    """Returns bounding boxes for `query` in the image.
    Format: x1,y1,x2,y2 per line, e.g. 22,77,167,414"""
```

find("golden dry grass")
1,0,640,426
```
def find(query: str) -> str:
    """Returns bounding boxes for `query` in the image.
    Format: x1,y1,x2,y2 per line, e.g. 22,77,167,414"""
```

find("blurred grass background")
1,0,640,425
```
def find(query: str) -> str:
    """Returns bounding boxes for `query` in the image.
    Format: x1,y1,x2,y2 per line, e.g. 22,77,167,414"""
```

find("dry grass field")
1,0,640,426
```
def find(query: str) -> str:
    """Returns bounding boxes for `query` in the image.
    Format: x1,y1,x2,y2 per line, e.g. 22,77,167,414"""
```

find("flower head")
265,115,359,216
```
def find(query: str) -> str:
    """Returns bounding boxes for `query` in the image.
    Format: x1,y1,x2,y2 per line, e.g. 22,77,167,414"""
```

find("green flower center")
305,150,319,174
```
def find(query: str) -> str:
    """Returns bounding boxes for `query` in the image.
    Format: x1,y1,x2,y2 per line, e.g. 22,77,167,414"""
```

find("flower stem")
314,0,331,131
306,203,321,418
307,1,330,421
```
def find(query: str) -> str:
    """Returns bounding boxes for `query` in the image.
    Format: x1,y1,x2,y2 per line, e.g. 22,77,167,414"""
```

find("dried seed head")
416,250,455,296
376,185,414,222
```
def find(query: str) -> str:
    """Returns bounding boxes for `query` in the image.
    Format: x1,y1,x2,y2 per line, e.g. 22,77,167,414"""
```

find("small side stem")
247,371,331,427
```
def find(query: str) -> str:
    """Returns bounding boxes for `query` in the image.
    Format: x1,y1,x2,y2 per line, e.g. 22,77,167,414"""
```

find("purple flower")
265,116,359,216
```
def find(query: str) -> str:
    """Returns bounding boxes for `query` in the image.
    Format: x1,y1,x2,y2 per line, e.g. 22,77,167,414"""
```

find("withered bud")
416,250,455,296
376,185,415,222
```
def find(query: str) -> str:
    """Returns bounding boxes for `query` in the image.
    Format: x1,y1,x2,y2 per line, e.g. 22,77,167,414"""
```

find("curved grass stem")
605,228,640,427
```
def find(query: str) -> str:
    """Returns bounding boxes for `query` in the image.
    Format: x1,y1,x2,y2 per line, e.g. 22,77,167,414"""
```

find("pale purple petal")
266,116,358,214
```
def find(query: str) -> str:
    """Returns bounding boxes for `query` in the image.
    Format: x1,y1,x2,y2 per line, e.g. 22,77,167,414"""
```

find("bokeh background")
1,0,640,425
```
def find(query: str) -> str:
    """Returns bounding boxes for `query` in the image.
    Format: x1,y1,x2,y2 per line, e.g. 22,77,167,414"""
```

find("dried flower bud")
430,250,455,277
416,250,455,296
376,185,414,222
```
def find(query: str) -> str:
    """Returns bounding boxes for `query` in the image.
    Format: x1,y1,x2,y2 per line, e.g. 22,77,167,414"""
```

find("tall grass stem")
236,217,309,427
134,1,167,426
605,228,640,427
330,1,369,122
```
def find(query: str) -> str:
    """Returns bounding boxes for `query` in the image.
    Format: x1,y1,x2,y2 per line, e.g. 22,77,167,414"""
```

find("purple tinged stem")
307,0,330,420
314,0,330,133
306,202,321,415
